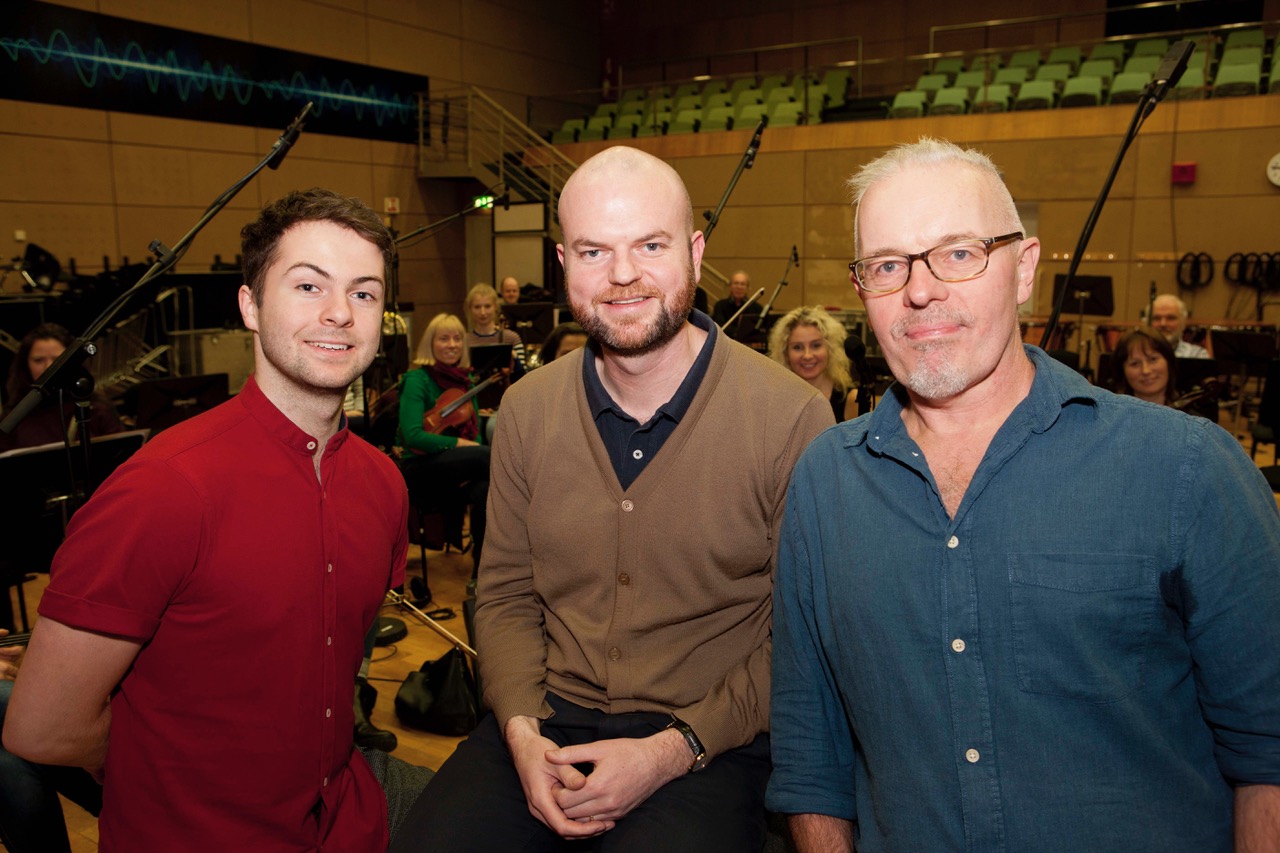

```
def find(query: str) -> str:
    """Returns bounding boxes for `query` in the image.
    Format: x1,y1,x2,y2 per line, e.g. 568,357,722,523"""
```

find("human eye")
297,282,320,293
642,242,662,253
581,248,602,259
867,258,901,276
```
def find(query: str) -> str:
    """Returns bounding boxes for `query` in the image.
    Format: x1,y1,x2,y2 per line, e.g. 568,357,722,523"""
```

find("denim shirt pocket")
1008,553,1158,703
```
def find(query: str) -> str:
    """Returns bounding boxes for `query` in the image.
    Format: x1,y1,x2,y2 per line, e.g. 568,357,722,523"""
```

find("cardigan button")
619,573,631,585
608,647,621,661
621,500,634,512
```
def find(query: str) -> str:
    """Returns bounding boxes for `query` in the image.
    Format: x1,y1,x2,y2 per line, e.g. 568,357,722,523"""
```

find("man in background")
1151,293,1210,358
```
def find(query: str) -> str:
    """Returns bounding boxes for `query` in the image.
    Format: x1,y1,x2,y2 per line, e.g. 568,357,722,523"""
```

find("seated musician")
397,313,490,579
1112,327,1219,422
537,321,587,366
1,324,123,452
768,306,858,423
464,283,527,373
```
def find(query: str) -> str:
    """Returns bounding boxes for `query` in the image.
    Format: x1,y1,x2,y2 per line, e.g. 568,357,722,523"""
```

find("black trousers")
389,693,770,853
400,445,489,573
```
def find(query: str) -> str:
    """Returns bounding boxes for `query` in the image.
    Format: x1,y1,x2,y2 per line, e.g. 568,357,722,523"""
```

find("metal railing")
418,86,578,212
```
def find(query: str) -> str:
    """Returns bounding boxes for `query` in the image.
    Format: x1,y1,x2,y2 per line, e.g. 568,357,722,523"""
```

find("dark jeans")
0,680,103,853
389,693,771,853
401,445,490,574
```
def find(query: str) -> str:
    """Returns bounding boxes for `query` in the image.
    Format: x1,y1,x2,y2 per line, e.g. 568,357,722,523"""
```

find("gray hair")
847,136,1023,251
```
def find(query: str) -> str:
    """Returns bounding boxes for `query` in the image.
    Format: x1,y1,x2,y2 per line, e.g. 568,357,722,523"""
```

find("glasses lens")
928,241,989,281
855,256,910,292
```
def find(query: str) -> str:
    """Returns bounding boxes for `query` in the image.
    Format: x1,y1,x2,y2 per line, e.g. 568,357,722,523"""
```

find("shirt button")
965,748,980,763
326,636,332,646
947,535,959,549
323,776,329,787
306,440,317,450
951,638,966,653
619,573,630,585
327,563,333,573
608,647,621,661
621,500,634,512
632,449,643,460
325,708,331,718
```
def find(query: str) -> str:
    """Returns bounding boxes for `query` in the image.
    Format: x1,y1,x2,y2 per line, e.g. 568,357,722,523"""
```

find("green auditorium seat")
1220,46,1264,71
551,118,583,144
1124,55,1160,76
1169,67,1206,100
727,77,757,98
800,83,827,121
758,74,789,95
769,101,805,127
1060,76,1103,107
1224,29,1265,50
702,106,734,132
969,54,1003,72
932,57,966,81
888,90,928,118
1213,62,1261,97
673,94,702,115
1131,38,1168,58
1014,79,1058,110
1046,46,1083,71
1034,63,1073,90
993,66,1029,94
1108,72,1151,104
821,68,851,106
1088,43,1126,69
1077,59,1116,89
764,86,796,111
666,109,701,134
1007,50,1042,71
733,88,764,110
702,91,733,115
591,103,616,121
701,79,729,97
954,70,987,96
972,83,1012,113
736,102,768,126
672,82,701,102
613,114,643,138
930,87,970,115
914,73,949,98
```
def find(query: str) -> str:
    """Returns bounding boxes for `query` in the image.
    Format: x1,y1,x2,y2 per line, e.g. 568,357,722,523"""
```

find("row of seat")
550,69,848,142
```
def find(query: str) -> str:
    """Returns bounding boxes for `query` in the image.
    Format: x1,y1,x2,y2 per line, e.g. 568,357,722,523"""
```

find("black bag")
394,647,479,736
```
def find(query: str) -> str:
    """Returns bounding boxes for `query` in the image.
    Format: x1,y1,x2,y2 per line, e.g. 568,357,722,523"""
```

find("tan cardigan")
476,329,834,760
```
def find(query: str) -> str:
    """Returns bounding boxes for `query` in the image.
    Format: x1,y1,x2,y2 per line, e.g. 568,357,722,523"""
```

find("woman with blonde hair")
768,305,857,422
397,313,489,576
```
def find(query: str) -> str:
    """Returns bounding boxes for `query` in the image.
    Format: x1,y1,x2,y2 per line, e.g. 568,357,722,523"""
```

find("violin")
422,373,505,434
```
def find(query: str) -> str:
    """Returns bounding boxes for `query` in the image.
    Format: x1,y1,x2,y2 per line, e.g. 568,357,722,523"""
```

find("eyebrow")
569,230,674,250
285,261,384,287
862,232,979,258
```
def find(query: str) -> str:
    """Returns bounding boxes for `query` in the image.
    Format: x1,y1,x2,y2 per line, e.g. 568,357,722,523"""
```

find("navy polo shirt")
583,310,717,490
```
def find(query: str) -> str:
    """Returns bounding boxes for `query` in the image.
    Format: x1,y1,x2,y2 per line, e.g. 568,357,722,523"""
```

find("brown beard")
568,263,697,357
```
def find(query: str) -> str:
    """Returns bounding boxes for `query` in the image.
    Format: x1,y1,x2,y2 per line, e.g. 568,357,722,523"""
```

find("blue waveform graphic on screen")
0,28,415,127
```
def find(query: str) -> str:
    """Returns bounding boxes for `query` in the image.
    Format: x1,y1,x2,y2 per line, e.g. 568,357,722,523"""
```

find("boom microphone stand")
1040,42,1193,351
756,245,800,332
0,102,314,504
702,117,766,244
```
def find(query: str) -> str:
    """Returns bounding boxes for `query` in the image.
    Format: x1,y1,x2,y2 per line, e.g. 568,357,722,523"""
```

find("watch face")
1269,153,1280,188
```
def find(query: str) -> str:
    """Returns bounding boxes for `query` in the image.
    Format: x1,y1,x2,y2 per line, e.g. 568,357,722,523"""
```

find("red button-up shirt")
40,377,407,851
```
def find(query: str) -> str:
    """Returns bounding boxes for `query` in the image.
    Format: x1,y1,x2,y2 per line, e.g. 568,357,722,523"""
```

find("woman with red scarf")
397,313,490,577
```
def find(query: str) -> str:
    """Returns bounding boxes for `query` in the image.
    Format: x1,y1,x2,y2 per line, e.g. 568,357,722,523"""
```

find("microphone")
791,245,800,266
501,192,510,211
844,334,876,416
1146,41,1194,106
844,334,869,376
267,101,314,171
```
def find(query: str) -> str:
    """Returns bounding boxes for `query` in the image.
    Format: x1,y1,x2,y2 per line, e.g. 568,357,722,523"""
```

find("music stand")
122,374,230,435
1209,330,1277,427
468,344,513,410
501,303,555,354
1052,274,1114,361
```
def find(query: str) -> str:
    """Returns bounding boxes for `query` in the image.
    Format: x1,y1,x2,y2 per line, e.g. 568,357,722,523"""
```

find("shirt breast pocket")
1008,553,1158,703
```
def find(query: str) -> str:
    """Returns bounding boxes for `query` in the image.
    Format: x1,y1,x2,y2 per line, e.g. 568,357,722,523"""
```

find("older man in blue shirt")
767,137,1280,853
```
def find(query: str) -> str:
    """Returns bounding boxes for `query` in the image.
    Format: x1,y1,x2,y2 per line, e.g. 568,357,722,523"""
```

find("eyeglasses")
849,232,1023,296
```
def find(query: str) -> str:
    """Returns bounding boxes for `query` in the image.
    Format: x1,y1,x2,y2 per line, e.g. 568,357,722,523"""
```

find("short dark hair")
1112,326,1178,402
5,323,75,405
240,188,394,305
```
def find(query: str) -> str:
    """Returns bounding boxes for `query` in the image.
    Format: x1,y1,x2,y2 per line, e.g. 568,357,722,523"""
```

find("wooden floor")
5,545,476,852
4,405,1278,850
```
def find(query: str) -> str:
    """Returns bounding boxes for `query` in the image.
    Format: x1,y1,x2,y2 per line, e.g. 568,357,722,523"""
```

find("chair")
702,91,733,115
759,73,788,94
969,53,1003,72
666,109,701,134
913,73,949,98
613,114,643,138
954,70,987,95
1034,63,1073,90
618,87,647,105
1169,66,1207,100
888,90,928,118
1124,55,1161,75
702,106,734,131
769,101,805,127
764,86,796,111
736,102,768,126
550,118,583,144
1224,28,1266,50
616,98,646,117
1060,75,1103,107
672,82,701,102
930,86,969,115
1088,43,1127,68
1077,59,1116,89
932,57,966,81
701,79,729,97
652,96,674,115
577,123,608,142
821,68,852,105
1014,79,1057,110
1272,58,1280,94
1213,62,1261,97
673,94,702,115
733,87,764,109
1109,71,1151,104
800,84,827,120
993,66,1029,93
972,83,1012,113
727,77,757,97
1220,46,1264,71
1007,50,1042,71
1131,38,1169,58
1046,45,1083,71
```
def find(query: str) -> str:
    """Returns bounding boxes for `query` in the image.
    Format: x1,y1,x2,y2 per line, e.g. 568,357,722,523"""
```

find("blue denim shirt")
768,346,1280,853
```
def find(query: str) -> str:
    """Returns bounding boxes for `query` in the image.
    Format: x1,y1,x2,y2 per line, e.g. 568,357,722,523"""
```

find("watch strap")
665,716,708,773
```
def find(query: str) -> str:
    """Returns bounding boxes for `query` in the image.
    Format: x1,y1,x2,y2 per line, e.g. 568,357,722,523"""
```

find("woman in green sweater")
397,313,490,576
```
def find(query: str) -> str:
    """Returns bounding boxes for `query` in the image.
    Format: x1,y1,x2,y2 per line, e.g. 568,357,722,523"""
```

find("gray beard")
902,352,971,400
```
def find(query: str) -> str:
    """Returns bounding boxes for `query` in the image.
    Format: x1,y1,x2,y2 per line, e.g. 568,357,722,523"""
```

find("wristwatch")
665,716,708,773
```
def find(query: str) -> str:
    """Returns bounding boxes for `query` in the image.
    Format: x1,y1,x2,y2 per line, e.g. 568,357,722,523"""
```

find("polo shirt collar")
239,375,349,455
583,309,719,425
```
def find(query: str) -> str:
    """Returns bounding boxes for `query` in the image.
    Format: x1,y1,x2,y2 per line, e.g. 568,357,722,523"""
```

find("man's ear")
239,285,259,333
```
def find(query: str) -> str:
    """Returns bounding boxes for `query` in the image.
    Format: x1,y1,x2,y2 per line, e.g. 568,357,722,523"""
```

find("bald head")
558,147,694,238
1151,294,1188,346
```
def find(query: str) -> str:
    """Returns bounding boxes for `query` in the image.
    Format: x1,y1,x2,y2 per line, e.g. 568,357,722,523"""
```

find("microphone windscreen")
844,334,866,362
1153,40,1194,87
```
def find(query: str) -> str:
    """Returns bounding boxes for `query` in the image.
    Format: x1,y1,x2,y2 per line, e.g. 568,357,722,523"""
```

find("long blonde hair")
768,305,853,393
414,313,470,368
